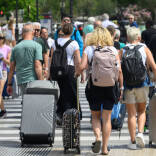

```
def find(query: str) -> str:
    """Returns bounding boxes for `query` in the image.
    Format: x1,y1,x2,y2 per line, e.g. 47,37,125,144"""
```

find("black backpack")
50,39,73,81
121,45,146,87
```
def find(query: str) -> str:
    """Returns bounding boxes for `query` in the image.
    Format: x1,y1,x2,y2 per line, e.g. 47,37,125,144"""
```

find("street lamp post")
36,0,39,21
15,0,19,41
60,0,65,19
70,0,73,18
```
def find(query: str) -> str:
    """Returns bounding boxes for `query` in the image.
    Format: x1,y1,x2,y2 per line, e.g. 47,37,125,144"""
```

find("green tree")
0,0,37,21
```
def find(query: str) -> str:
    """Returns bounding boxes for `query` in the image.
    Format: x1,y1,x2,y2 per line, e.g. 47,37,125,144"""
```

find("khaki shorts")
124,86,149,104
1,71,7,81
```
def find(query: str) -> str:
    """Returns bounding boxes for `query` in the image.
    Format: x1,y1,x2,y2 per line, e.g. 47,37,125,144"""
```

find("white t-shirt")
52,38,79,66
84,46,118,63
47,38,54,49
125,43,147,66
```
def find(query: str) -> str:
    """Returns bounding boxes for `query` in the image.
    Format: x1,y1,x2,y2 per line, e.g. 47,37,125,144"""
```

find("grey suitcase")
26,80,59,101
149,89,156,147
20,80,57,146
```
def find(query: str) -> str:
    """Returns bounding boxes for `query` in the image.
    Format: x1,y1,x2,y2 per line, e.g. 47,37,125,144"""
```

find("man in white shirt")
102,13,118,28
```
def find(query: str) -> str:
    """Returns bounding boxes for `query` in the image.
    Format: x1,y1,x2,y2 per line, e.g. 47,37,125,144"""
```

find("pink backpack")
91,47,119,87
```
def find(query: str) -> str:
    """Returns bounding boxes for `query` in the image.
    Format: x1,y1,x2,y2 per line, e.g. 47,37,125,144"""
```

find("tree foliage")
0,0,37,21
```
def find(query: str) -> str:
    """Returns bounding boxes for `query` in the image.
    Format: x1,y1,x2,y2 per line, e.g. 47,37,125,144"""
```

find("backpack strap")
55,40,59,49
134,45,143,51
62,39,73,49
74,29,77,40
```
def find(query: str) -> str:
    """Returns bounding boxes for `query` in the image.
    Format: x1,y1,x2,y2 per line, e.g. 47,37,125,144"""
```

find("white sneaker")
136,133,145,148
127,141,137,150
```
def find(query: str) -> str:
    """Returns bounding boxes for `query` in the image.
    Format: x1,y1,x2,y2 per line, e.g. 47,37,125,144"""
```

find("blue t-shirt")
130,21,138,28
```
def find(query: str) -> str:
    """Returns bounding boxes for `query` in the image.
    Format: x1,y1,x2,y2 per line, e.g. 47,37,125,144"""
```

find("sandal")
101,152,109,155
101,147,110,155
91,140,101,153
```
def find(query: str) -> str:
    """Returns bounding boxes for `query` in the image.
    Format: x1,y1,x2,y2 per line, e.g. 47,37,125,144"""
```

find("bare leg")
101,109,112,154
0,80,5,111
91,111,101,141
126,104,136,142
136,102,146,133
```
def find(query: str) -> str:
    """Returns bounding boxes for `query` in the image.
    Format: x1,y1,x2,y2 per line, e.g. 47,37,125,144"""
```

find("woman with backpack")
120,27,156,150
75,27,123,155
49,23,82,125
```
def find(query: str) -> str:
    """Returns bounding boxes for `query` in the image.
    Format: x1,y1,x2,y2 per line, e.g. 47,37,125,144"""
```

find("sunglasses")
0,37,4,40
63,19,71,22
35,29,40,32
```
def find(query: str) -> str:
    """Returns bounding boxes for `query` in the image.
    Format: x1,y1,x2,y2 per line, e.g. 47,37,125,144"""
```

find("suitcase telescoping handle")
77,78,80,111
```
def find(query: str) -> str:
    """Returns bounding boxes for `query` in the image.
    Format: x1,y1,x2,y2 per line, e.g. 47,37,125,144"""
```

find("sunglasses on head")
0,37,4,40
35,29,40,32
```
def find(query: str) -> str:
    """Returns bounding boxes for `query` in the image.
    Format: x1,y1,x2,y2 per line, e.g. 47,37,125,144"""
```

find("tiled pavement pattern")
0,83,156,156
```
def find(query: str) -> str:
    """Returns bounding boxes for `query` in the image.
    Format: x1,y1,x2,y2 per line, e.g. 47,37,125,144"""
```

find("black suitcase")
20,80,58,146
62,79,80,154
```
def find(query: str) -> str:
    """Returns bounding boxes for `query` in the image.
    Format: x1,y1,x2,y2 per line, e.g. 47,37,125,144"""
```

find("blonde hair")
127,27,141,42
8,19,14,30
0,31,6,44
86,27,113,47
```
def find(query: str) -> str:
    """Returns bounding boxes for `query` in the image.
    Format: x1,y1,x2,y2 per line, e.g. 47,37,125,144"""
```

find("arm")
35,60,43,80
43,50,49,78
47,48,54,80
116,54,123,88
7,61,16,95
2,50,11,65
145,47,156,79
75,52,88,77
116,54,124,100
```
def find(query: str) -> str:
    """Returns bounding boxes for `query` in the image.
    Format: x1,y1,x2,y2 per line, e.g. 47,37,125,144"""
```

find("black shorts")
85,80,115,111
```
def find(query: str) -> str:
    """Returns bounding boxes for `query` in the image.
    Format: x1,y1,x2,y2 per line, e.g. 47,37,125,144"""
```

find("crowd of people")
0,12,156,155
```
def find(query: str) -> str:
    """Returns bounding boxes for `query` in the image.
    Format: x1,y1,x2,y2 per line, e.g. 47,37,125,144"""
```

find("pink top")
0,44,11,71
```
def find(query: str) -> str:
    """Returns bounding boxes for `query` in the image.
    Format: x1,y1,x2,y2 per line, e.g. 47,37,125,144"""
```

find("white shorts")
124,86,149,104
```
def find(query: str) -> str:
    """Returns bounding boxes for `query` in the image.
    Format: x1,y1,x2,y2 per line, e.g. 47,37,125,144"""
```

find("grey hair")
103,13,109,21
127,27,141,42
33,22,41,28
22,23,33,33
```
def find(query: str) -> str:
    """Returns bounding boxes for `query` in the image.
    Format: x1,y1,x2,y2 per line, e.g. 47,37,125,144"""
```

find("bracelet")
120,87,124,91
43,67,48,71
7,83,12,86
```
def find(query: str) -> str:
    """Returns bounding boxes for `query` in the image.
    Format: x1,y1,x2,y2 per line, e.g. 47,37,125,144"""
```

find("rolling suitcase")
62,79,80,154
20,80,58,146
149,88,156,147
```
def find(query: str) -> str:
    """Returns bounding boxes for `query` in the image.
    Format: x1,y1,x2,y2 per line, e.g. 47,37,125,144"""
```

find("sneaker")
136,133,145,148
0,110,7,118
127,141,137,150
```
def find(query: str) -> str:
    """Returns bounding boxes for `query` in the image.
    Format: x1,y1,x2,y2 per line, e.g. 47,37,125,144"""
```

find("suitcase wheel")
76,147,80,154
149,141,152,147
21,141,24,147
